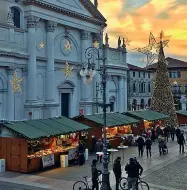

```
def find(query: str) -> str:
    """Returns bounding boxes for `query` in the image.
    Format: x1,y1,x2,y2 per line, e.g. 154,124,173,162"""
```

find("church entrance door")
61,93,70,117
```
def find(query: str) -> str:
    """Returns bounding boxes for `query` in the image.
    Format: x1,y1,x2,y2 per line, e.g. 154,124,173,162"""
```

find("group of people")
91,156,143,190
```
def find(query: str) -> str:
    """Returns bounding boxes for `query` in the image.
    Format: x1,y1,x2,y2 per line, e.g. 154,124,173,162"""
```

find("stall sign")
68,148,77,160
42,154,55,168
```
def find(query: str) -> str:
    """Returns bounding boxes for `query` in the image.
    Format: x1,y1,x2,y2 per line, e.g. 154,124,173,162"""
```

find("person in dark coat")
95,139,103,163
178,133,185,153
163,126,169,142
176,128,181,140
91,159,102,190
113,157,122,190
136,136,145,157
151,128,155,142
91,136,97,155
170,126,175,141
156,126,163,138
78,141,85,166
145,137,152,157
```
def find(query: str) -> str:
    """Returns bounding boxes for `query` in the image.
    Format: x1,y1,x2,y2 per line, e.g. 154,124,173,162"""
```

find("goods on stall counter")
28,145,78,159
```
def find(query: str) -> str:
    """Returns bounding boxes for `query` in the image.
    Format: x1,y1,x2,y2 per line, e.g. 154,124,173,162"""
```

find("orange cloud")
95,0,187,62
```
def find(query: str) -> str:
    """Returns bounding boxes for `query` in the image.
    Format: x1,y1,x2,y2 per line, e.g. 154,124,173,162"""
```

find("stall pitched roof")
1,117,90,140
83,113,139,127
176,110,187,116
124,110,169,121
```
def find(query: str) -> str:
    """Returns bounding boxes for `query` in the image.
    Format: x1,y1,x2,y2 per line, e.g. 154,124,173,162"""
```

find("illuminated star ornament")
39,42,44,49
93,41,99,48
125,38,131,46
64,40,72,52
135,31,171,66
61,61,74,79
10,71,24,93
173,81,178,85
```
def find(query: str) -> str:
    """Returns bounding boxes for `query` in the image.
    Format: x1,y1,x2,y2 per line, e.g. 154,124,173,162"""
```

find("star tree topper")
61,61,74,79
10,71,24,93
135,31,171,66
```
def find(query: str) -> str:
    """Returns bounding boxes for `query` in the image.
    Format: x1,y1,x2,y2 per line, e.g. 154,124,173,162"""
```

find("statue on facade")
7,7,14,25
122,38,126,49
118,37,121,48
105,33,109,47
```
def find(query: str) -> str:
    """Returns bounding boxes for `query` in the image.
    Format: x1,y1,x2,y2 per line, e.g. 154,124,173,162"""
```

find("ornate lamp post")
80,43,111,190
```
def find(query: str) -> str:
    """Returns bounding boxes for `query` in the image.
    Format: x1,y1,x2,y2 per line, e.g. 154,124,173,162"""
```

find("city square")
0,0,187,190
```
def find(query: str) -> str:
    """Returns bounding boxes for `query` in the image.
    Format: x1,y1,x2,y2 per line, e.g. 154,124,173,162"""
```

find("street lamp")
80,43,111,190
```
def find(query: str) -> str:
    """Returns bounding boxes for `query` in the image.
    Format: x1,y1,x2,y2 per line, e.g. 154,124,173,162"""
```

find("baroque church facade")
0,0,128,121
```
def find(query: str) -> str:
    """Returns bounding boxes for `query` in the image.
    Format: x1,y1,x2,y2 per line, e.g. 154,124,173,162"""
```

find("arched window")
11,7,20,28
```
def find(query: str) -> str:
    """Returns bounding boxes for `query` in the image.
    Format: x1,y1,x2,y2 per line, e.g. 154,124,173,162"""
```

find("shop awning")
1,117,90,140
176,110,187,116
83,113,140,127
124,110,169,121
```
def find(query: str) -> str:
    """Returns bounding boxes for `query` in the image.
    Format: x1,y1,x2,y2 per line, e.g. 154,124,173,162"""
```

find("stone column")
124,76,128,112
119,76,125,113
81,30,92,101
26,15,39,103
6,68,14,121
45,21,56,103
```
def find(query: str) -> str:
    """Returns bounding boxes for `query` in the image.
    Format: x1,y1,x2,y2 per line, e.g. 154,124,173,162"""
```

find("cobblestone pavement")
143,156,187,190
0,181,49,190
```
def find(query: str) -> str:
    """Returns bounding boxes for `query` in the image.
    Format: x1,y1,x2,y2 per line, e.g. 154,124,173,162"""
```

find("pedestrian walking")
136,136,145,157
78,141,85,166
176,128,181,141
113,157,122,190
170,126,175,141
178,133,185,153
156,125,163,138
95,139,103,163
158,136,165,156
151,127,155,142
145,137,152,157
91,136,97,155
163,126,169,142
91,159,102,190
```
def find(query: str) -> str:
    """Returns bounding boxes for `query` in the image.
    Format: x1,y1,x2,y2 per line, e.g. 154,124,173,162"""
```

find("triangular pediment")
27,0,106,23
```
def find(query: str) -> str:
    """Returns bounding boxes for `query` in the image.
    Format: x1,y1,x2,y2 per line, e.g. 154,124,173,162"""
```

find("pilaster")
6,67,14,121
45,20,57,103
26,15,39,104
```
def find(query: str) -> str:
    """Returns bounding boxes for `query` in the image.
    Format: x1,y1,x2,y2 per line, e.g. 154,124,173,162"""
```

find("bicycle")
120,176,149,190
73,176,109,190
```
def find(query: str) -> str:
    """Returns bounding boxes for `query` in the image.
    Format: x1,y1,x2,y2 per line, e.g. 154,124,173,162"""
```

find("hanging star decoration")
10,71,23,93
135,31,171,66
61,61,74,79
64,40,72,52
124,38,131,46
93,41,99,48
39,42,44,49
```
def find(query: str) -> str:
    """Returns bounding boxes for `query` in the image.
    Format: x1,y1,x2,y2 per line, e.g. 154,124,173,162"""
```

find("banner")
42,154,55,168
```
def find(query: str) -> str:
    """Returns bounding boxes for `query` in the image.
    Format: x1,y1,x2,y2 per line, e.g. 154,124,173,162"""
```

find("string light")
10,71,23,94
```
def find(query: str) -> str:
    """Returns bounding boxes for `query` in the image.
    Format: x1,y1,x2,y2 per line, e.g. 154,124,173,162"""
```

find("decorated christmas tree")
151,37,178,126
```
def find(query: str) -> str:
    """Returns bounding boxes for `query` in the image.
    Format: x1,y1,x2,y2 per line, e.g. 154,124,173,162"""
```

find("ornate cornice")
23,0,107,27
0,51,29,59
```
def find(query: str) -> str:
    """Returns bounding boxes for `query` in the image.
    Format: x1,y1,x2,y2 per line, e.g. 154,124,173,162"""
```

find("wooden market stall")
73,112,140,148
0,116,89,173
124,110,169,133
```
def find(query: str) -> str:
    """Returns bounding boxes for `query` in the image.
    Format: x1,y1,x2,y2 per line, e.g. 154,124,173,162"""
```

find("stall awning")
124,110,169,121
1,117,90,140
176,110,187,116
83,113,140,127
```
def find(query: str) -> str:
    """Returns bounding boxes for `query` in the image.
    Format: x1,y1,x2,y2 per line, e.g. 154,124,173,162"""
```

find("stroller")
158,137,168,155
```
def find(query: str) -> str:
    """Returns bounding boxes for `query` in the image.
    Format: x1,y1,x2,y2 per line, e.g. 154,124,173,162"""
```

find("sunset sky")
93,0,187,67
